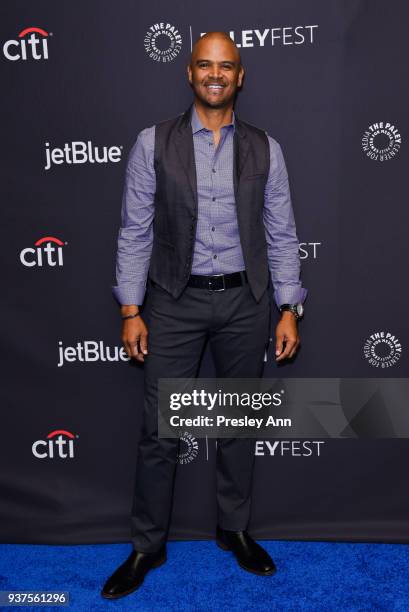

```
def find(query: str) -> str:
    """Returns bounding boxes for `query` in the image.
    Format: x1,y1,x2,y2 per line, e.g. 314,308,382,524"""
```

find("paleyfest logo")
200,26,318,47
3,26,51,61
299,242,321,260
20,236,66,267
363,331,402,368
144,23,182,62
32,429,78,459
177,432,199,464
362,122,401,161
255,440,325,456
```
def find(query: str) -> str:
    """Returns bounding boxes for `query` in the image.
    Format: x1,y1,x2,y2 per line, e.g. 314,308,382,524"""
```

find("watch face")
296,303,304,317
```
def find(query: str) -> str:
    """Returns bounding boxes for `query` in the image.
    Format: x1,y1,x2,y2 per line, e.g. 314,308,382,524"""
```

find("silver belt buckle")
211,274,226,292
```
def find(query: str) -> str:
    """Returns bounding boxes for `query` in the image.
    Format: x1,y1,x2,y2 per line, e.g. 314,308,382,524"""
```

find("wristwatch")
279,303,304,320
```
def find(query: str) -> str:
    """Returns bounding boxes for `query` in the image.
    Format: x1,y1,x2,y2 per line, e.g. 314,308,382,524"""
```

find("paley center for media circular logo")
144,23,182,62
361,122,401,161
177,432,198,464
363,331,402,368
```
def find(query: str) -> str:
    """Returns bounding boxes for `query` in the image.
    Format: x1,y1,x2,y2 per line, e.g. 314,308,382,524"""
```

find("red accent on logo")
47,430,75,439
18,27,48,38
34,236,64,247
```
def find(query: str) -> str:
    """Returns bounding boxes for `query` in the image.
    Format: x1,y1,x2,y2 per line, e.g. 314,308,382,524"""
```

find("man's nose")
209,65,222,79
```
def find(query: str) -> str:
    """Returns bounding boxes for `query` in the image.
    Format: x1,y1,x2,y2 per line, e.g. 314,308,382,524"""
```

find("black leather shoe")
101,547,166,600
216,526,276,576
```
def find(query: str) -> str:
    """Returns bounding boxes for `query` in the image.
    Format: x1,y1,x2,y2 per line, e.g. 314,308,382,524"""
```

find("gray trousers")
130,279,270,552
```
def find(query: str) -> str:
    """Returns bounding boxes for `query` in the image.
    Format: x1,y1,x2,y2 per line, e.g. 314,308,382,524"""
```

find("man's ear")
238,66,245,88
187,64,192,84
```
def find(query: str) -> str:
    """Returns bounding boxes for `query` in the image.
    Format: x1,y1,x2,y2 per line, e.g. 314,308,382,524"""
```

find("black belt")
187,271,248,291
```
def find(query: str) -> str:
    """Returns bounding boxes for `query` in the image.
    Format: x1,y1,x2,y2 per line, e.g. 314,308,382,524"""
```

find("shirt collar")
191,103,235,134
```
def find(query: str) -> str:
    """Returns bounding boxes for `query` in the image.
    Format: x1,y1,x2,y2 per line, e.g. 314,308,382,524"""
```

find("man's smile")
204,83,226,95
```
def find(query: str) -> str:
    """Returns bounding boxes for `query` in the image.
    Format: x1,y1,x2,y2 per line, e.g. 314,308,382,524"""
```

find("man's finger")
123,340,132,359
132,336,147,362
140,331,149,355
288,340,300,359
275,335,284,358
124,337,140,359
276,338,297,361
131,339,140,359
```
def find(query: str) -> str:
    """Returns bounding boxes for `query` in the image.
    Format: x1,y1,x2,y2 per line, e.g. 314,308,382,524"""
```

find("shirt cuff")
112,283,146,306
273,286,308,310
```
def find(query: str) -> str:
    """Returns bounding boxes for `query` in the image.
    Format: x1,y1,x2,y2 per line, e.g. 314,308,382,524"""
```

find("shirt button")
213,254,217,259
212,168,216,173
211,227,215,232
212,197,216,201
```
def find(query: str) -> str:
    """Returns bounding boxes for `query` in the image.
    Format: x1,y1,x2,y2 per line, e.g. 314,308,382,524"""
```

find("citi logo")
20,236,66,267
45,141,122,170
32,429,78,459
3,26,51,61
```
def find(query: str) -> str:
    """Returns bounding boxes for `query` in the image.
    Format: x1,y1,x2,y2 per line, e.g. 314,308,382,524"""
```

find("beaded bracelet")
121,312,140,320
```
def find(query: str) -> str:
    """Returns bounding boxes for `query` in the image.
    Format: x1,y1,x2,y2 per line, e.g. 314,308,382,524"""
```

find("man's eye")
199,63,209,68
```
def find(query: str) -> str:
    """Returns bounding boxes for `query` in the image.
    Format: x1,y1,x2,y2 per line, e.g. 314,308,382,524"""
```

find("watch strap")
280,303,302,319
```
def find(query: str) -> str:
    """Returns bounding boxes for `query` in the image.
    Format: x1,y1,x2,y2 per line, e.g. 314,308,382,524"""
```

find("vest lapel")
174,105,198,213
233,116,251,203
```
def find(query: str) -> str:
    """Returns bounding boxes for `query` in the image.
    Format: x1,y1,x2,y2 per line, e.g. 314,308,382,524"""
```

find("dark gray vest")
149,104,270,302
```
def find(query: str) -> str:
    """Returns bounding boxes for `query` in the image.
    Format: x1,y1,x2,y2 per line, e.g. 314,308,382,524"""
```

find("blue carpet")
1,541,409,611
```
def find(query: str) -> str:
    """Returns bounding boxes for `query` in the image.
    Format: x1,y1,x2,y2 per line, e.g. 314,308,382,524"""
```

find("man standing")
102,31,307,599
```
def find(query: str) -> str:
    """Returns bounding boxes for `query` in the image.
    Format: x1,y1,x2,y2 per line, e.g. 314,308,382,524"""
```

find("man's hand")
275,311,300,362
121,305,149,363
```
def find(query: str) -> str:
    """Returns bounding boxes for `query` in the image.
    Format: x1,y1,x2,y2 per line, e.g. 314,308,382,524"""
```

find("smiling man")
102,31,307,599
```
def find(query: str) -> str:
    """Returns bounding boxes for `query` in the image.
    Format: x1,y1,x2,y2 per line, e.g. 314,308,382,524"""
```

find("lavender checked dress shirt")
112,105,308,309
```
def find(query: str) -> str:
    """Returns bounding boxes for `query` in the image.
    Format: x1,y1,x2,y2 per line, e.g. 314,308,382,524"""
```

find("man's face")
187,36,244,109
